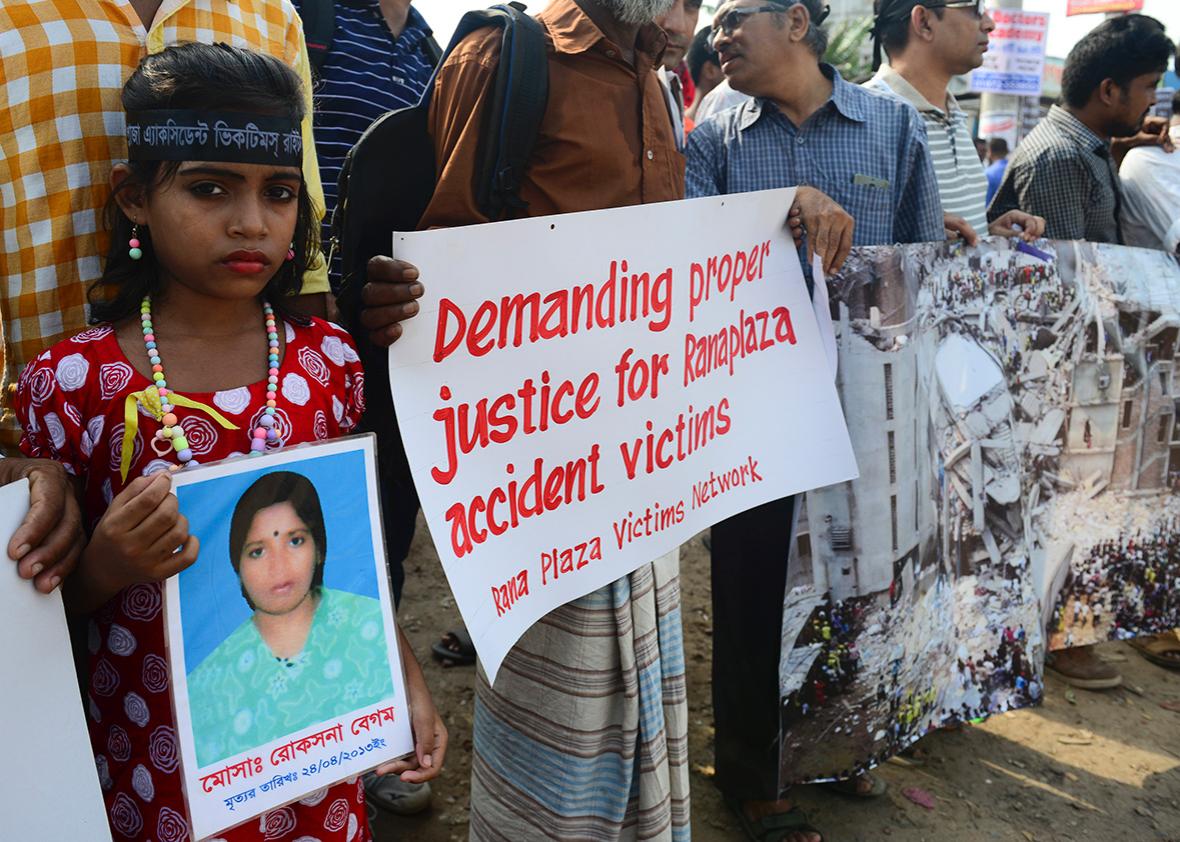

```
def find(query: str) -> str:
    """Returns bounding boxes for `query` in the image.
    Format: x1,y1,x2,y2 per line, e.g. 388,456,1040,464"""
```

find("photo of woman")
186,470,394,767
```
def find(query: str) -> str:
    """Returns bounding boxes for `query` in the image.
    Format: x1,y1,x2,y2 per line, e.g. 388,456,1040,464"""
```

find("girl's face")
238,501,319,616
131,160,301,301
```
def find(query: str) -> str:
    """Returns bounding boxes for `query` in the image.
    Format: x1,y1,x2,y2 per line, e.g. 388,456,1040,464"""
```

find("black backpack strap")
331,2,548,288
300,0,335,75
476,4,549,220
422,34,443,68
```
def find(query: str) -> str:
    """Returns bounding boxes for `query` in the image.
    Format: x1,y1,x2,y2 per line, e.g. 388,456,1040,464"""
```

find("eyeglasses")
709,3,793,48
927,0,986,16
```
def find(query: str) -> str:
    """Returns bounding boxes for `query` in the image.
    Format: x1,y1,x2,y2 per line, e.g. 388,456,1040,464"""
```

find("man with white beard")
400,1,691,839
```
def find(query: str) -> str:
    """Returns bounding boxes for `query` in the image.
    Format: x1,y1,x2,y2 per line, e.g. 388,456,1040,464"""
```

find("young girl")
16,43,444,841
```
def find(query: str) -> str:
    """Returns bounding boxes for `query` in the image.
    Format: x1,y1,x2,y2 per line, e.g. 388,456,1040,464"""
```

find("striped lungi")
469,550,690,841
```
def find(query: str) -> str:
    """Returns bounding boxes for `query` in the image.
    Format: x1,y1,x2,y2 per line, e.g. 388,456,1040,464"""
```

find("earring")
129,224,143,261
286,242,296,262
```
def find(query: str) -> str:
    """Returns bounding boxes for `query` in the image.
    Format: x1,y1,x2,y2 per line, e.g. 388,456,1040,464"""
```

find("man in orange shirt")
364,2,691,838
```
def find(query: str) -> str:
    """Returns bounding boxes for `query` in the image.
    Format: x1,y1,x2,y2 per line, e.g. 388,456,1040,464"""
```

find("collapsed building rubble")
779,239,1180,784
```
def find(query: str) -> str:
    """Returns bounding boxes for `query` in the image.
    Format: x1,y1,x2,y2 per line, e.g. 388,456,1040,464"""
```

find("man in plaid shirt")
687,3,944,249
686,1,943,839
0,0,331,450
988,15,1175,245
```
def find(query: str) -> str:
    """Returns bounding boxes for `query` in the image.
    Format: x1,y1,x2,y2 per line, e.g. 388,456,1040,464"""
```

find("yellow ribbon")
120,386,240,481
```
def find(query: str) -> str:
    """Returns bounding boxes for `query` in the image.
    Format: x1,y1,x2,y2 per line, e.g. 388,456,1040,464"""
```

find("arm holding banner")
793,187,854,275
944,213,980,247
359,258,424,347
687,122,850,272
988,209,1047,242
1,457,83,593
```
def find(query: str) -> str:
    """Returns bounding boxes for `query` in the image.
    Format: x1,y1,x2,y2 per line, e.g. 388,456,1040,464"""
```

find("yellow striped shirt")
0,0,328,447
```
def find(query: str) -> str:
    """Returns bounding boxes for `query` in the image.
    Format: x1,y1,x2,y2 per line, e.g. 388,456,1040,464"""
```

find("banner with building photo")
779,239,1180,784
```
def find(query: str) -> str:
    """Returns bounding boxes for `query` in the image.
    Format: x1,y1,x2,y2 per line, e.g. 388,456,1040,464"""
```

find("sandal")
431,627,476,666
725,797,824,842
1129,632,1180,671
821,770,887,798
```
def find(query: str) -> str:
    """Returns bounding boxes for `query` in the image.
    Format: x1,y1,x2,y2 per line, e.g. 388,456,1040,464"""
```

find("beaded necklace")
139,294,283,470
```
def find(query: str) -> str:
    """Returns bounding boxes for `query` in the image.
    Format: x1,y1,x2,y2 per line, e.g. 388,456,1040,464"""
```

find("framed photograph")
164,436,412,839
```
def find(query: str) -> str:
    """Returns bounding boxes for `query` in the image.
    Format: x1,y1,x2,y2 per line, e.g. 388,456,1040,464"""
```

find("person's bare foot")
741,799,823,842
1048,644,1122,689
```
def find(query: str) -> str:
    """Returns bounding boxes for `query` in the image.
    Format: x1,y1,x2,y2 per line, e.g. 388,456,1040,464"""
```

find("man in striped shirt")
865,0,1045,245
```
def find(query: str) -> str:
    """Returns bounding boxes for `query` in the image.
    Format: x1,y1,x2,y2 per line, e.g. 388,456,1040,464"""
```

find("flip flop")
1129,632,1180,671
431,627,476,666
725,797,824,842
821,771,888,798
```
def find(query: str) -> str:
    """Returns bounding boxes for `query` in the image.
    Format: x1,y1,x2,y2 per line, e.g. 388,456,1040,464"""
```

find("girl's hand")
375,626,447,783
82,472,199,597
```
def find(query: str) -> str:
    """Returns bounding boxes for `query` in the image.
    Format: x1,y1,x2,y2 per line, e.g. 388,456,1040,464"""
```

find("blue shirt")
985,158,1008,206
293,1,436,289
686,66,944,246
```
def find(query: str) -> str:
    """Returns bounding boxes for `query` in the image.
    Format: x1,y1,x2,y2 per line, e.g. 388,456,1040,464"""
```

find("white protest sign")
0,479,112,842
971,9,1050,97
388,189,859,682
165,437,412,839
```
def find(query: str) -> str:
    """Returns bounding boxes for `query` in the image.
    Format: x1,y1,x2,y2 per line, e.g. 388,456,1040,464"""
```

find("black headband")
126,109,303,167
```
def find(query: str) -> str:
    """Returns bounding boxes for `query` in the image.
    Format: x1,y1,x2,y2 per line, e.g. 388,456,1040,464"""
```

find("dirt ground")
375,519,1180,842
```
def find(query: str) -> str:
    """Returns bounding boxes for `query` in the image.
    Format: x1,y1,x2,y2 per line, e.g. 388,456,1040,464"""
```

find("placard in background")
971,9,1050,97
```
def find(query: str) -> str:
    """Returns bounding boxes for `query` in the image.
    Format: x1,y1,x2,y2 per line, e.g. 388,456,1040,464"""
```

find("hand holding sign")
374,625,448,784
359,256,425,346
793,186,855,275
1,457,84,593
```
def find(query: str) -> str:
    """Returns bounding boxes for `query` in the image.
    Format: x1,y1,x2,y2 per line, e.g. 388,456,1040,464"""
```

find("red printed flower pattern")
14,319,370,842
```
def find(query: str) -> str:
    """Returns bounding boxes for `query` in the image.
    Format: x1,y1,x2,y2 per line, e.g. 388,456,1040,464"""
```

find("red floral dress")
16,318,372,842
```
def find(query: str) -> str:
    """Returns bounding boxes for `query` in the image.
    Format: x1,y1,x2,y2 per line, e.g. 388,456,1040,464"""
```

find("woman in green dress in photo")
188,471,393,767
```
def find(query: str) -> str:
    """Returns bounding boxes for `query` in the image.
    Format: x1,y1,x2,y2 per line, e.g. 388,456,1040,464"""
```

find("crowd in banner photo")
2,1,1180,842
